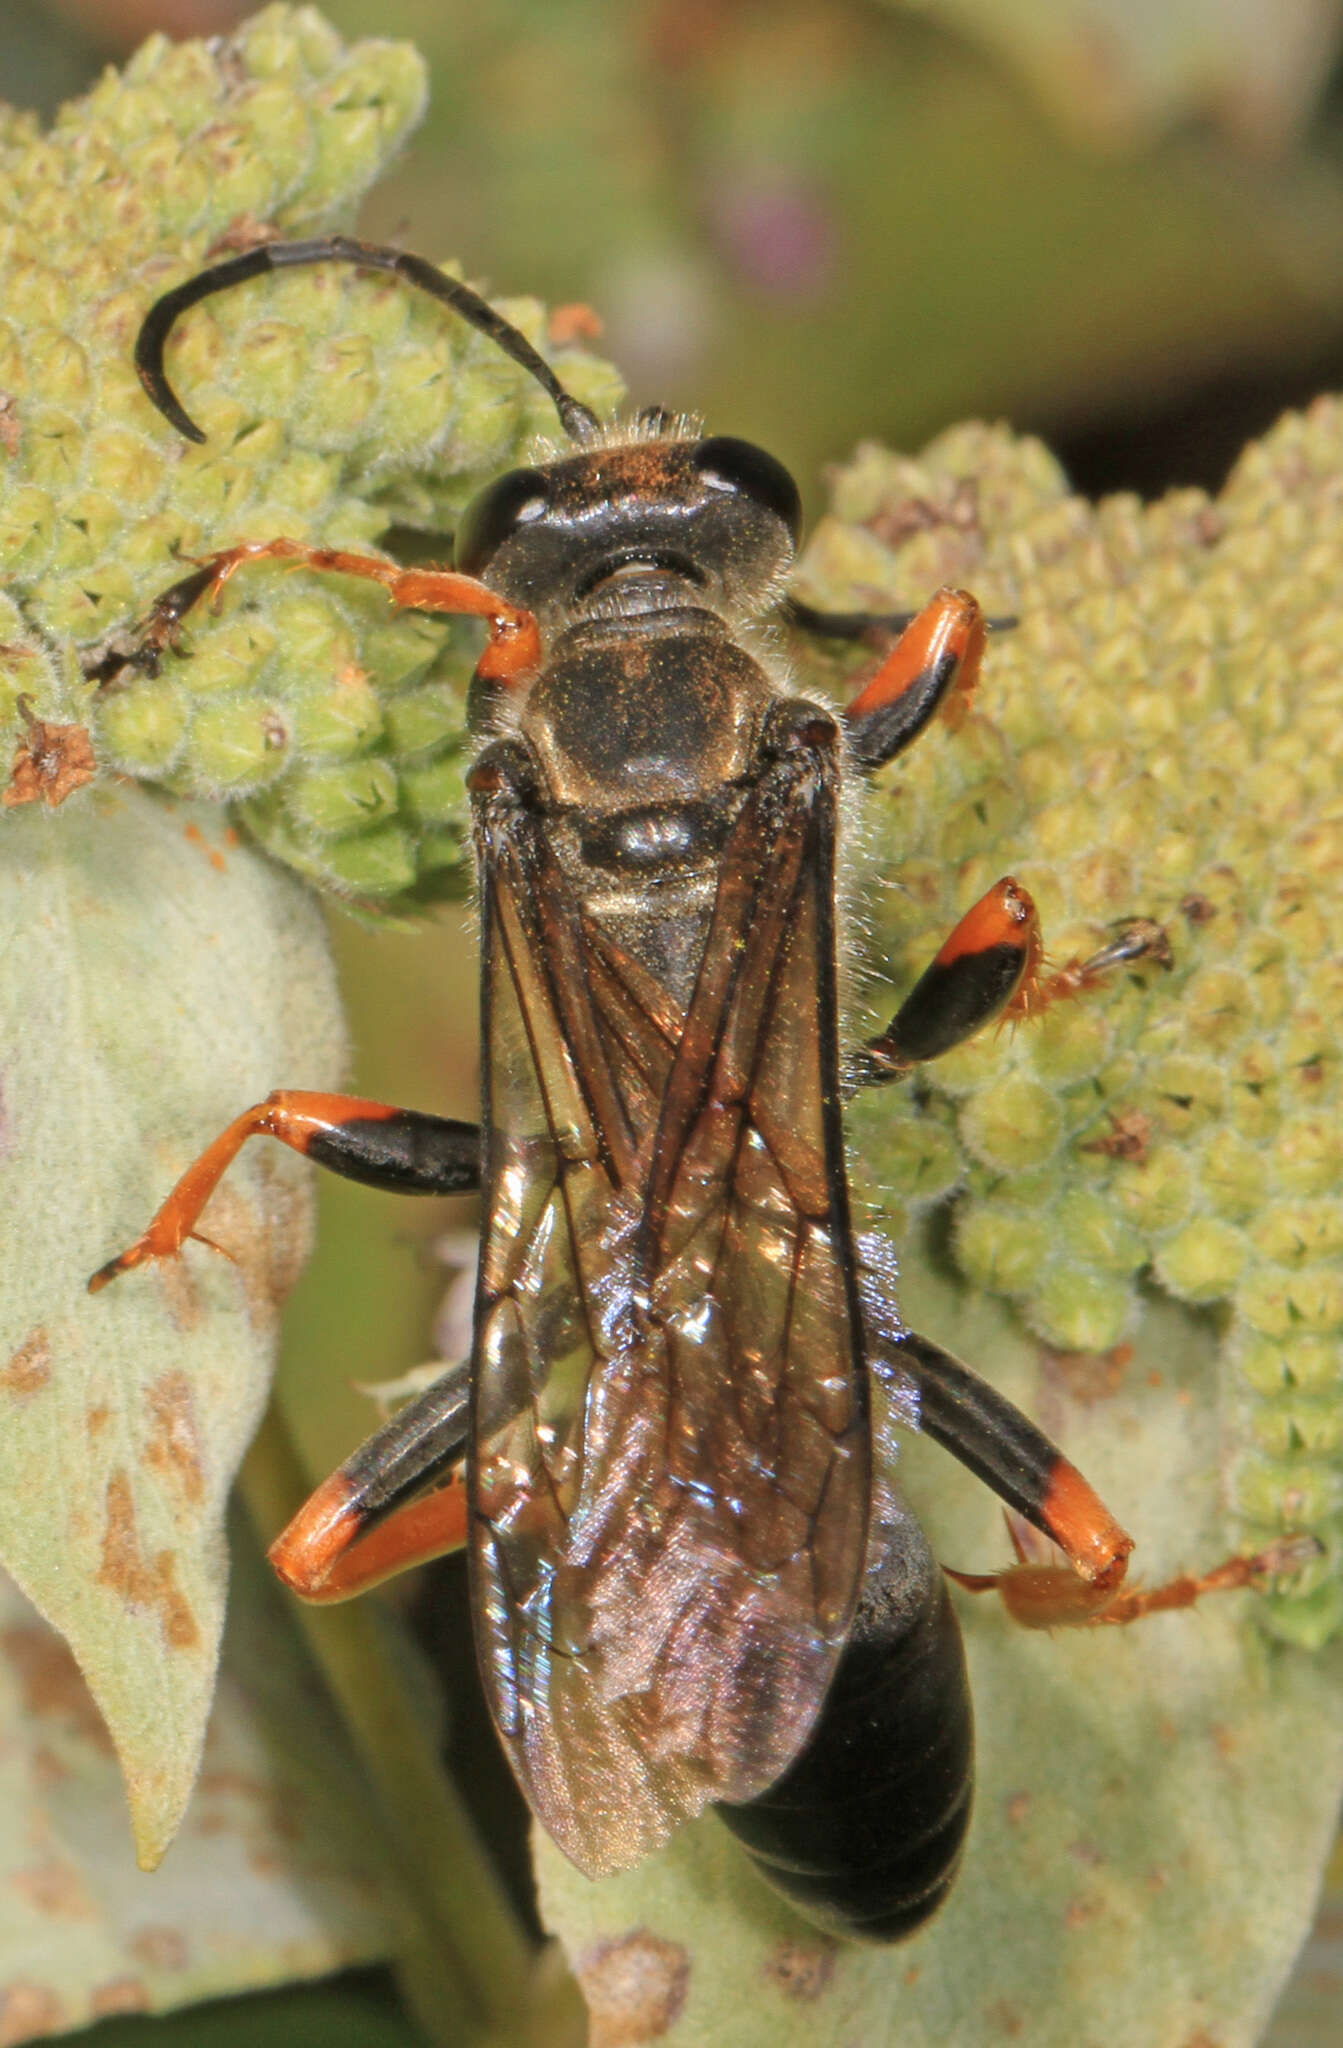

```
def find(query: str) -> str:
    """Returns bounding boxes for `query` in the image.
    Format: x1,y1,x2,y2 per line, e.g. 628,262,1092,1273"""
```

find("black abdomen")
717,1504,973,1942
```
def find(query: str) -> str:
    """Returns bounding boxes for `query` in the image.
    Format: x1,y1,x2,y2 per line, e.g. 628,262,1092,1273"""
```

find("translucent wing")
469,731,870,1877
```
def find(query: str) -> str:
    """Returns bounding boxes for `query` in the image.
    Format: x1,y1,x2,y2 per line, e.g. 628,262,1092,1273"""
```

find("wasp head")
455,426,802,628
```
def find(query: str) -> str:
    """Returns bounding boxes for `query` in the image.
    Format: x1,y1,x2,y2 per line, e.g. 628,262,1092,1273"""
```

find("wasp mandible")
90,235,1266,1941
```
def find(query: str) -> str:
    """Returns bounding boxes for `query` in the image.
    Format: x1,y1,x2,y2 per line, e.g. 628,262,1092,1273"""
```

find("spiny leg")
269,1358,471,1602
887,1329,1133,1605
88,1092,481,1290
826,587,1170,1087
945,1525,1320,1629
849,878,1172,1093
1013,916,1173,1021
892,1330,1312,1626
121,538,543,689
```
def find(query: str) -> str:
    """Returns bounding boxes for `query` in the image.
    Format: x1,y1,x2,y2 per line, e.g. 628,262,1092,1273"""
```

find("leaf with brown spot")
1,1627,113,1753
0,1333,49,1399
0,789,345,1865
89,1978,150,2018
0,1545,405,2031
761,1939,835,2002
10,1860,97,1922
127,1929,185,1972
577,1931,690,2048
96,1469,200,1653
1040,1340,1132,1409
143,1374,206,1506
0,1982,67,2042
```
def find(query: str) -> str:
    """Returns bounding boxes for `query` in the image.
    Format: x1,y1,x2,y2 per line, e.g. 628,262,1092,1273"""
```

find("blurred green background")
6,1,1343,2040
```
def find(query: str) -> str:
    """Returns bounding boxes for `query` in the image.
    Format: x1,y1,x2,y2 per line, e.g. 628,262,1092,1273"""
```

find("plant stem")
240,1401,582,2047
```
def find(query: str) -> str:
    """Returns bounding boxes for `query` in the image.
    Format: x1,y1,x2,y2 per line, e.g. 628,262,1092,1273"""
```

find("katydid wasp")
90,235,1284,1941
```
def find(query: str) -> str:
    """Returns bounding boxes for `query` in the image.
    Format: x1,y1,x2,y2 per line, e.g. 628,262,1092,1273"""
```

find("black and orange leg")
945,1521,1319,1629
783,595,922,642
785,591,1014,687
849,879,1172,1092
122,541,542,690
88,1091,481,1291
787,595,1022,645
891,1330,1311,1627
888,1329,1133,1616
269,1358,471,1603
838,588,988,768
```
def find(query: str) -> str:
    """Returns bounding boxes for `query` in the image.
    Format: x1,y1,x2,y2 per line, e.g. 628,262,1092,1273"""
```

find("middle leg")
849,878,1171,1093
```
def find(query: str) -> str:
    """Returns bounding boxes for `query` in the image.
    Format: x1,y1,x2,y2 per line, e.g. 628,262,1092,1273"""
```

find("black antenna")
134,233,602,447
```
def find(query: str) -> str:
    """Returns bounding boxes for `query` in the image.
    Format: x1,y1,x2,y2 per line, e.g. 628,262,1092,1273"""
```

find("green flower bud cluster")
0,591,81,735
800,412,1343,1646
0,6,621,901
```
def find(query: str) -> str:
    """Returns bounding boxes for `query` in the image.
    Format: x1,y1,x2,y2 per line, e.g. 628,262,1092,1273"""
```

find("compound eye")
691,436,802,543
455,467,550,577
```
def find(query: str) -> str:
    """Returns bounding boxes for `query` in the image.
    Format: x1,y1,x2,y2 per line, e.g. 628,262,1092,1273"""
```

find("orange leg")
852,880,1172,1089
87,1078,483,1595
1006,916,1173,1024
946,1523,1318,1629
131,539,542,689
269,1346,473,1602
270,1463,469,1603
889,1331,1134,1616
88,1091,480,1291
844,587,986,768
901,1325,1314,1628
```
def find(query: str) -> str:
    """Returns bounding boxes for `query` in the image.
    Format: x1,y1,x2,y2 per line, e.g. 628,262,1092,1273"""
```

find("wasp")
90,235,1278,1941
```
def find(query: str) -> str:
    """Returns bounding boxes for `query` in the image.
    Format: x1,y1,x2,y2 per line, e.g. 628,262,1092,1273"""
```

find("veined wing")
468,720,870,1878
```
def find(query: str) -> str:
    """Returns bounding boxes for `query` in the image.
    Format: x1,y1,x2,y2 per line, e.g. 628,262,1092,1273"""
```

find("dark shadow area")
1055,340,1343,499
69,1967,429,2047
411,1555,545,1944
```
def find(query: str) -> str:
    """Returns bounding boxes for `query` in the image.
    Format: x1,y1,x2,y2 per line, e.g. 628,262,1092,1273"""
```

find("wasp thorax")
455,432,801,623
520,633,776,813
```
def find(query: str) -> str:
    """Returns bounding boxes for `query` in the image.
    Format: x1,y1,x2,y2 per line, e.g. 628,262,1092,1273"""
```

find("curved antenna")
135,233,602,447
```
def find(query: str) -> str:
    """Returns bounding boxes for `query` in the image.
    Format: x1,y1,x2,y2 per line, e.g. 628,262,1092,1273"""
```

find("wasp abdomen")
717,1507,973,1942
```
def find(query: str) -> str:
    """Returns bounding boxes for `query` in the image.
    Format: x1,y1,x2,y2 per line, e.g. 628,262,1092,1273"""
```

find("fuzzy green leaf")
0,1528,407,2039
0,788,345,1864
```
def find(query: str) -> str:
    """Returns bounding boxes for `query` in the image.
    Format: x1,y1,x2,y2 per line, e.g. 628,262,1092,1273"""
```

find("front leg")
89,1091,481,1290
113,538,542,690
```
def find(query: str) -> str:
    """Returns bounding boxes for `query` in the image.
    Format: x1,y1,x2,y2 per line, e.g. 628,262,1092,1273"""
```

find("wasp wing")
469,727,870,1877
